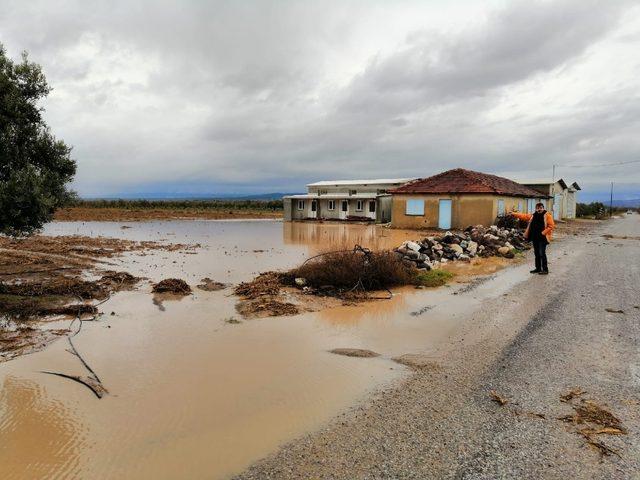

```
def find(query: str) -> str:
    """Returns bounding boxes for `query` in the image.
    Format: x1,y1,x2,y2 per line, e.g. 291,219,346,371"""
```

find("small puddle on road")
0,220,527,479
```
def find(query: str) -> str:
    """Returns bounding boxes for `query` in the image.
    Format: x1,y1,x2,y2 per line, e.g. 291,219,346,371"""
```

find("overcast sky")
1,0,639,200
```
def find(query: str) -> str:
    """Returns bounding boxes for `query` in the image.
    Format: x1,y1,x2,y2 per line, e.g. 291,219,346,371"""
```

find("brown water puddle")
0,220,530,479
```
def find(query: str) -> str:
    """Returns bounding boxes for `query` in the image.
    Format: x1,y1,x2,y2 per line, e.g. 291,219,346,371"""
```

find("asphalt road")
236,215,640,480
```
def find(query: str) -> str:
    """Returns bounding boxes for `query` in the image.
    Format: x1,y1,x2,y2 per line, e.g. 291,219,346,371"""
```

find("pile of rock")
395,225,530,270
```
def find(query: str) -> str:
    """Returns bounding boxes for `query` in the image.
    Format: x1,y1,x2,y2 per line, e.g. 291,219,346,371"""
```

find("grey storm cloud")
0,0,638,198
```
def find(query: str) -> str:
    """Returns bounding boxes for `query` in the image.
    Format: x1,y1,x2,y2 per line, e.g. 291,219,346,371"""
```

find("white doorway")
340,200,348,220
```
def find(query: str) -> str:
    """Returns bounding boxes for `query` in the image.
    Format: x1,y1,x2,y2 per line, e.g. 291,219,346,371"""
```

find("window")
377,189,387,194
349,190,357,196
369,201,376,213
356,200,363,211
297,200,305,210
341,200,348,212
328,200,335,210
518,201,523,212
318,189,328,195
405,199,424,216
527,198,535,213
497,199,505,216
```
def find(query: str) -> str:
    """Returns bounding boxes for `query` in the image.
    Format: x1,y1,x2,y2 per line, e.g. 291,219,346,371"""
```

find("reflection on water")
0,220,529,479
283,221,421,253
0,376,83,479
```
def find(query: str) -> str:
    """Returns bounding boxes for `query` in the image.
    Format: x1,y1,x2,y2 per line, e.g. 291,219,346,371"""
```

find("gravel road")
235,216,640,480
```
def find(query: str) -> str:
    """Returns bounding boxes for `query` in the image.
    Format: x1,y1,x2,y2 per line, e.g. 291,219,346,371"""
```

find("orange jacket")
512,211,555,242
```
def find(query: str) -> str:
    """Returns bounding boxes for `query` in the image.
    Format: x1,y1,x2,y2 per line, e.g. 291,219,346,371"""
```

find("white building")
516,178,581,219
283,178,415,223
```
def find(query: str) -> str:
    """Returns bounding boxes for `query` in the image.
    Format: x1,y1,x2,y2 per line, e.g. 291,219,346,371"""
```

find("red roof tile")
390,168,548,197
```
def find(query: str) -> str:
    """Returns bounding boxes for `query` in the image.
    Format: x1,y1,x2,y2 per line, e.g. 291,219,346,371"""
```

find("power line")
559,159,640,168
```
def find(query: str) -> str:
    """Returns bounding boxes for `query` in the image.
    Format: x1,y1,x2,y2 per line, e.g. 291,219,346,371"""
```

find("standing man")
509,203,555,274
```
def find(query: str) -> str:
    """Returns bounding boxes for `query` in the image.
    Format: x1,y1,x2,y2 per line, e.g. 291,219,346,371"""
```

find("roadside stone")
449,244,463,255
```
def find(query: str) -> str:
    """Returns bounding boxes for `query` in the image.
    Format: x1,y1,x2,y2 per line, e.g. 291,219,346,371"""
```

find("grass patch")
415,270,454,288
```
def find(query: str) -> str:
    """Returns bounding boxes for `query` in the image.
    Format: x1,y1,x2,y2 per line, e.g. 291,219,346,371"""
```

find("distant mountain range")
612,199,640,208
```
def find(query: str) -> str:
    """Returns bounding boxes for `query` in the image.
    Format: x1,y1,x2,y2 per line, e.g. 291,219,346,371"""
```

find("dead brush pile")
234,272,299,318
292,249,415,292
0,271,140,320
152,278,192,295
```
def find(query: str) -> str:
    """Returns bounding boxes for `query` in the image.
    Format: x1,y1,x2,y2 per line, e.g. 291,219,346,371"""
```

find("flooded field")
0,220,529,479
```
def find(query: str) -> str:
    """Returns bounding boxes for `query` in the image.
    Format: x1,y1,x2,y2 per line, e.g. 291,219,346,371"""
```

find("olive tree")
0,44,76,236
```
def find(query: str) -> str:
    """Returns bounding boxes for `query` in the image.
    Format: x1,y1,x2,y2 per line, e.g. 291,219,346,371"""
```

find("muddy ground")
54,207,283,221
0,234,196,362
235,217,639,480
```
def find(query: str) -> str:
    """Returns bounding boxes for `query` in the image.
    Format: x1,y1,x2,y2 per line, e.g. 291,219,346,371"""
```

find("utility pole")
609,182,614,217
551,164,556,215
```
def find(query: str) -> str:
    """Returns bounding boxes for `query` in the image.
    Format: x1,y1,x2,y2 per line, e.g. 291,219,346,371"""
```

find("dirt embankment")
54,207,283,222
0,235,194,362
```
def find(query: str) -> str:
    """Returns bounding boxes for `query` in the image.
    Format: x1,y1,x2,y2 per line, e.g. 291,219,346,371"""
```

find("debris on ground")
225,317,242,324
234,272,301,318
604,308,625,314
560,387,586,402
197,278,228,291
395,224,530,271
235,272,291,299
392,354,441,371
558,394,627,457
293,248,414,292
330,348,380,358
235,297,300,318
152,278,192,295
0,233,189,362
489,390,509,406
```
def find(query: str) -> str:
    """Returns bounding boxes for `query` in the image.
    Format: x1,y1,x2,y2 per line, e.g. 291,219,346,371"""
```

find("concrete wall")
377,196,392,223
391,194,534,229
289,198,317,220
283,198,293,221
308,182,402,196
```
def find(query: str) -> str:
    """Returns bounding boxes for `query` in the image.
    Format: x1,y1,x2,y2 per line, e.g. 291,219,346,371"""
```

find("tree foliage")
576,202,607,219
0,44,76,236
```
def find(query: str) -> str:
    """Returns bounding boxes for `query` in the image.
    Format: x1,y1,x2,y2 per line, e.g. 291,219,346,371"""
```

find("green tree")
0,44,76,236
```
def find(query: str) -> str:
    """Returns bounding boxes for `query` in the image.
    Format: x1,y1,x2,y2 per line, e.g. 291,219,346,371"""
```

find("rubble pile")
395,225,530,270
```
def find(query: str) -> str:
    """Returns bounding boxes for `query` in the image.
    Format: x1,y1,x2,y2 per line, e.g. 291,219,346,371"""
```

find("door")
340,200,348,220
438,199,452,229
310,200,317,219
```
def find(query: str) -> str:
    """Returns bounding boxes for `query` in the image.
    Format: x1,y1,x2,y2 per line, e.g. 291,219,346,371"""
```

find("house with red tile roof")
389,168,551,229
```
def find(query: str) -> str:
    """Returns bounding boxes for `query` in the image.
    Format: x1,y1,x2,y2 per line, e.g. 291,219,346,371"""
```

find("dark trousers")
532,238,548,272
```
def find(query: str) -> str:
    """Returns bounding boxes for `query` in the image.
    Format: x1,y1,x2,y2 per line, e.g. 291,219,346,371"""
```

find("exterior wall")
290,198,317,220
307,182,402,196
523,182,566,218
391,194,508,229
283,198,293,221
317,199,341,220
565,190,577,219
377,196,393,223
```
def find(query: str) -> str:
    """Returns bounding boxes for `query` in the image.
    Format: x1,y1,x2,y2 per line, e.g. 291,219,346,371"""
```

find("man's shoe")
530,269,541,274
539,270,549,275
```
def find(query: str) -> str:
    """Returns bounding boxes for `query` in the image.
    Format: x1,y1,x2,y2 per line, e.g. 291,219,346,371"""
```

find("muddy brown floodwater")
0,220,527,479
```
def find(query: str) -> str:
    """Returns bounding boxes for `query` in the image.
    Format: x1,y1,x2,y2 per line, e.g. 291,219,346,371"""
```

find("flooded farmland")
1,220,528,479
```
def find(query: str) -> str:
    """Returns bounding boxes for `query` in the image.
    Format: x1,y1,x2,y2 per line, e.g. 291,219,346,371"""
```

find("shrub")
293,250,415,290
